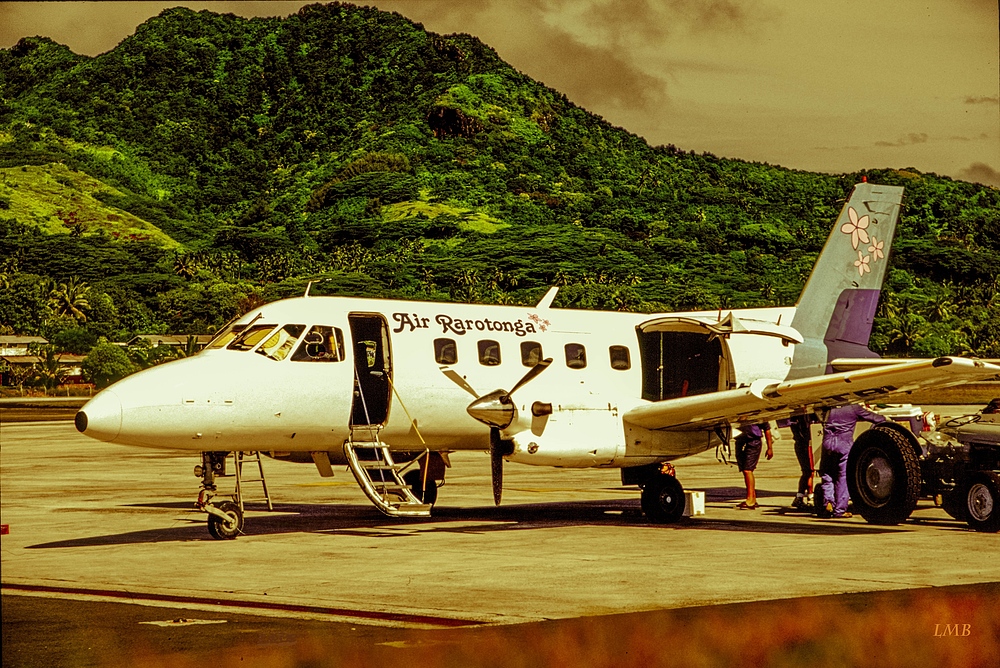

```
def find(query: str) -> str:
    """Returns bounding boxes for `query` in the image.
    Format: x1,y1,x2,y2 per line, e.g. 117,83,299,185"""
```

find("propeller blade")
506,357,553,399
441,368,480,398
490,428,503,506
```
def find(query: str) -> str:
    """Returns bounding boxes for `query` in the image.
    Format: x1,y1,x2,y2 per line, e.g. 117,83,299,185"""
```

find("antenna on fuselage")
304,280,326,298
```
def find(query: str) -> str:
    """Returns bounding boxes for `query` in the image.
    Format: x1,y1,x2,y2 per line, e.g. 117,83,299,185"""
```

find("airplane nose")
76,390,122,442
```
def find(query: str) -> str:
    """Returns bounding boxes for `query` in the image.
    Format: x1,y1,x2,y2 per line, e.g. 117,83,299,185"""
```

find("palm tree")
173,253,196,279
173,335,202,359
49,277,90,324
32,346,65,393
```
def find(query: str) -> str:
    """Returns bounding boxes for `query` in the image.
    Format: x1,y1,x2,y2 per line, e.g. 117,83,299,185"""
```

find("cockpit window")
256,324,306,361
291,325,345,362
205,323,247,350
227,324,277,351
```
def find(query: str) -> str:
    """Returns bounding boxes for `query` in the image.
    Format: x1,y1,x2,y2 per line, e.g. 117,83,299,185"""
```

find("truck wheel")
847,426,921,525
964,472,1000,533
641,473,685,523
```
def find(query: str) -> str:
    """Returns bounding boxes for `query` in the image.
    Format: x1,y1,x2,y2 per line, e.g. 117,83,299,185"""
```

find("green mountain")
1,2,998,357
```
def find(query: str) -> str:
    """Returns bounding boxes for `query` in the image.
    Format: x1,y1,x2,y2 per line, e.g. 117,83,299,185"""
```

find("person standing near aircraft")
787,414,815,510
818,404,887,518
735,422,773,509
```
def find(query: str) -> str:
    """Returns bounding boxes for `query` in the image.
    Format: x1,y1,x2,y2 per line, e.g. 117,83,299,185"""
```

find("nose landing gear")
195,452,244,540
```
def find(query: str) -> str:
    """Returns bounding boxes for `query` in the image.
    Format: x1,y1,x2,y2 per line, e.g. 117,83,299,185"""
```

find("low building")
0,353,88,386
0,335,48,356
126,334,214,349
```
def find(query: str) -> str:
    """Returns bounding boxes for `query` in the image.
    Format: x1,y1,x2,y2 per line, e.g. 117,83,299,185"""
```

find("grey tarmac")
2,409,997,629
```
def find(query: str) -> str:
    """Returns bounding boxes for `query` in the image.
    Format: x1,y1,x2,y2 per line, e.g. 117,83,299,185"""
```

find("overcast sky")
2,1,998,186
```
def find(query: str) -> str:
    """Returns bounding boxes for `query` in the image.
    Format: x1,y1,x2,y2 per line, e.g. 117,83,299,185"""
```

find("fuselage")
77,295,797,468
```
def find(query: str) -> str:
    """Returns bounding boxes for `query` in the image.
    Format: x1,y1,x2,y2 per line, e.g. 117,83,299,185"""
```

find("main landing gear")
630,462,686,524
195,451,244,540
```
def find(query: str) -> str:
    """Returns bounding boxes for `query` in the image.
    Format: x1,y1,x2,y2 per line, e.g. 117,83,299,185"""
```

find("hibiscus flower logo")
868,236,884,262
527,313,550,332
854,250,871,276
841,207,871,250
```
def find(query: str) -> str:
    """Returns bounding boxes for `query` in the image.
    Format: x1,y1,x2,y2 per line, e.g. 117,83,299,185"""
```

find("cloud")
524,31,670,111
874,133,929,148
378,0,675,113
958,162,1000,188
536,0,760,46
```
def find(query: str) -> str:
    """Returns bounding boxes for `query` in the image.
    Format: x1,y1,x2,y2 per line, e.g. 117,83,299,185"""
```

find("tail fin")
788,182,904,378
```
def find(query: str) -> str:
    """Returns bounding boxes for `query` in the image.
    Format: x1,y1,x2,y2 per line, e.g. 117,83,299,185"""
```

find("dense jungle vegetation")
1,2,998,379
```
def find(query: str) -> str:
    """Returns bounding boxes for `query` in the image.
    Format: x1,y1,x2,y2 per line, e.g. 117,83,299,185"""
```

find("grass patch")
0,163,179,247
383,200,508,233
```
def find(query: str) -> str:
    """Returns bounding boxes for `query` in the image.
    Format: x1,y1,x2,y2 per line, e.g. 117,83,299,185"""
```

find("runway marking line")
0,582,484,628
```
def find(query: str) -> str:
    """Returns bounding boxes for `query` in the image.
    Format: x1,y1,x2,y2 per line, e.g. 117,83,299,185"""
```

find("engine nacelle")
507,431,618,467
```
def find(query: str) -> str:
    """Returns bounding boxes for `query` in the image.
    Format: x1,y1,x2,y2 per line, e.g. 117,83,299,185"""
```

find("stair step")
344,439,431,519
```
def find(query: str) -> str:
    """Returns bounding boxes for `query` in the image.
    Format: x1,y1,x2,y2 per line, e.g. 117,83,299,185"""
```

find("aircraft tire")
847,426,920,525
208,501,244,540
641,473,685,523
404,470,438,506
964,472,1000,533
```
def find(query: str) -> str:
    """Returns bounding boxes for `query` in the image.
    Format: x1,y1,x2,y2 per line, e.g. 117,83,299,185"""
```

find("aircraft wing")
830,357,1000,372
622,357,1000,432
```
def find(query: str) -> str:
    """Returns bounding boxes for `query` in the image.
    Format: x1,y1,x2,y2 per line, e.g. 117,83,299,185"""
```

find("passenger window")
520,341,543,367
227,324,277,351
435,338,458,365
256,324,306,361
609,345,631,370
291,325,346,362
565,343,587,369
478,340,501,366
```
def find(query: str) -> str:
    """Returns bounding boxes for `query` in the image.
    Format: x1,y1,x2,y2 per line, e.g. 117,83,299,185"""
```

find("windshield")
227,324,278,351
256,324,306,361
205,323,247,350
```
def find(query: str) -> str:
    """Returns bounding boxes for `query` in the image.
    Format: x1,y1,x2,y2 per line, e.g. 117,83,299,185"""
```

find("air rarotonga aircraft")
76,182,1000,538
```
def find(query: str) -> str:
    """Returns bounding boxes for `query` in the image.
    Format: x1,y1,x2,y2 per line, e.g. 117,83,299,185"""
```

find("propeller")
441,368,479,398
465,358,552,430
459,358,553,505
490,428,513,505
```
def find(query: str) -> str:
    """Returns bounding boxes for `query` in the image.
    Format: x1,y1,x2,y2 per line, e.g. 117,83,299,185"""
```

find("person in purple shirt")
735,422,773,509
819,404,886,518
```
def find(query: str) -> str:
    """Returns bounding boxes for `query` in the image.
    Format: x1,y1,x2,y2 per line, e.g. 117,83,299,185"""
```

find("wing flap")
829,357,1000,372
622,357,1000,432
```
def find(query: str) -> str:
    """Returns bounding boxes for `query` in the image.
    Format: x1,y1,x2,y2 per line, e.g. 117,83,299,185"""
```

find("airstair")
233,451,274,513
344,432,431,517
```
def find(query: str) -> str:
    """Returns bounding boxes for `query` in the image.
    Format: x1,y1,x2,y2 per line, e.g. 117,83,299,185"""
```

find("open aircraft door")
636,312,803,402
349,313,393,427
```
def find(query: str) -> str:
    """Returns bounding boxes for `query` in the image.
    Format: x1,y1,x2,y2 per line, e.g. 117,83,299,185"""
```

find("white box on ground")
684,490,705,517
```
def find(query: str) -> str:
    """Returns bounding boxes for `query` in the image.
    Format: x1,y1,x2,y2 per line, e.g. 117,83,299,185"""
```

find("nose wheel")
196,451,245,540
207,500,244,540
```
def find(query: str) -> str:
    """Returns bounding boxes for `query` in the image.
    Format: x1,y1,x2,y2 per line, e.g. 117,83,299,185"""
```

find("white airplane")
75,182,1000,538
